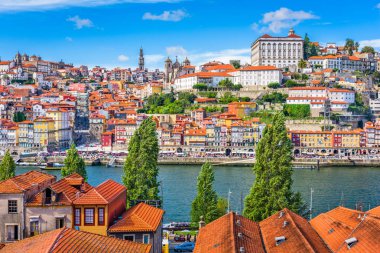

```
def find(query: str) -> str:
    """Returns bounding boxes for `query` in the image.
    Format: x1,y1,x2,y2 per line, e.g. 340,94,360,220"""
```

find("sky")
0,0,380,69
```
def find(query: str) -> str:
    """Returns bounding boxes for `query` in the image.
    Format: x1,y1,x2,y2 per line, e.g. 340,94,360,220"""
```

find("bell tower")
138,47,145,71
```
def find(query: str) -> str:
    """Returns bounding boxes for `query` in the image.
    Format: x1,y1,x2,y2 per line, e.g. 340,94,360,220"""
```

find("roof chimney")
199,216,205,229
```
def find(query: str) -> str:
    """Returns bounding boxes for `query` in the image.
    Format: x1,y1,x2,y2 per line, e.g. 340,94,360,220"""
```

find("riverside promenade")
15,155,380,167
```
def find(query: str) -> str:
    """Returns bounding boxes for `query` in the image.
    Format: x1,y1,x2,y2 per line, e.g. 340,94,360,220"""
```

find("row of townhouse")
308,54,377,72
0,116,72,150
288,121,380,150
0,171,164,253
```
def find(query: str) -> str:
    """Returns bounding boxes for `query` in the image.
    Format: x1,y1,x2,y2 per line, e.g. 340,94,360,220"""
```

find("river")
16,165,380,222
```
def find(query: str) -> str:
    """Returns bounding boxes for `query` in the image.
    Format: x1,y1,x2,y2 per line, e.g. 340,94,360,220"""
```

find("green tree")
244,112,304,221
216,197,228,217
122,117,160,207
268,82,280,89
13,112,26,123
361,46,375,54
219,92,238,104
191,162,219,223
230,60,241,69
61,144,87,181
283,104,311,118
298,59,307,69
345,38,359,56
218,79,234,89
193,83,208,91
0,150,16,181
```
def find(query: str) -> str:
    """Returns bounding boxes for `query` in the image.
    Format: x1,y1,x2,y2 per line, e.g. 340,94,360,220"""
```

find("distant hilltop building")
164,56,195,83
251,28,304,71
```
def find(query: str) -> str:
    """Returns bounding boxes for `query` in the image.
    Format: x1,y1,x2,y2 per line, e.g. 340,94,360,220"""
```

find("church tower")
139,47,145,71
164,57,173,83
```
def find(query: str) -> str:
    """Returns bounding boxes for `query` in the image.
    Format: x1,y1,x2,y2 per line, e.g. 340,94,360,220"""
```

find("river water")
17,165,380,222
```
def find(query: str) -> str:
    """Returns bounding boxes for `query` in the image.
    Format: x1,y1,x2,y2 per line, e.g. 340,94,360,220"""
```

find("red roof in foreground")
0,228,151,253
73,179,126,205
260,208,331,253
109,202,164,232
311,206,380,252
194,212,265,253
0,170,55,194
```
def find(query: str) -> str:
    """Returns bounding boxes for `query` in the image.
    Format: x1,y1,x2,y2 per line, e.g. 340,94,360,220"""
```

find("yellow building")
46,109,71,148
33,117,56,148
73,180,126,236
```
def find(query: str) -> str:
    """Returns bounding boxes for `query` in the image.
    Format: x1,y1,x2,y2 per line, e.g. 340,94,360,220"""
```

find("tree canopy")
122,117,160,207
344,38,359,56
13,112,26,123
244,112,305,221
303,34,319,59
61,144,87,181
0,150,16,181
191,162,220,223
361,46,375,54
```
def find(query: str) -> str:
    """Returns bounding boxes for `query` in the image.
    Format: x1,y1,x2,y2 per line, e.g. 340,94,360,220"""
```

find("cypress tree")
191,162,219,223
122,117,160,207
61,144,87,181
0,150,16,181
244,112,304,221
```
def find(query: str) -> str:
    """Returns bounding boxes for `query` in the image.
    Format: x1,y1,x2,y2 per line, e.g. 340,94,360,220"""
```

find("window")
84,208,94,225
56,218,65,229
143,234,150,244
30,220,39,236
98,208,105,225
6,225,19,241
123,234,135,241
74,208,81,226
8,200,17,213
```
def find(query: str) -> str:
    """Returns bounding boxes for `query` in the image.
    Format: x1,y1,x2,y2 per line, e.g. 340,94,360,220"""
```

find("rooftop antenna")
227,189,232,213
309,188,314,220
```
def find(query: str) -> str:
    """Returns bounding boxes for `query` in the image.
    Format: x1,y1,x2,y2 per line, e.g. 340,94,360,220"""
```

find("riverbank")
16,156,380,167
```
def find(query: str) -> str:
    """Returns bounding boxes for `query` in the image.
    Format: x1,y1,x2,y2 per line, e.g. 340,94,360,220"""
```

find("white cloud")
0,0,181,12
252,7,319,33
145,54,166,64
360,39,380,49
67,16,93,29
65,36,73,42
143,10,188,22
118,54,129,62
166,46,187,56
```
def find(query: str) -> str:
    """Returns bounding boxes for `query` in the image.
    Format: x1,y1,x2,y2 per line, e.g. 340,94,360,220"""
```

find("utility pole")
227,189,232,213
309,188,314,220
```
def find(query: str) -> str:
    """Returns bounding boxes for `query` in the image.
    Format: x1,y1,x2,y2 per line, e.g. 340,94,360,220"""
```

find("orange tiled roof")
240,65,279,71
27,173,93,206
73,179,126,205
260,208,331,253
0,170,55,194
194,212,265,253
0,227,151,253
109,203,164,232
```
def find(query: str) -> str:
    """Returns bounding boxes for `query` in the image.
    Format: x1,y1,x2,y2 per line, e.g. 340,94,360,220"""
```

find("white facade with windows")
174,72,232,92
251,28,304,70
230,66,282,87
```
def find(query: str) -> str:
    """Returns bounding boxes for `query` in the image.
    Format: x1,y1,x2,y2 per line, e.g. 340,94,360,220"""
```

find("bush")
285,80,306,88
199,91,217,98
257,92,288,104
193,83,208,91
283,104,310,118
268,82,280,89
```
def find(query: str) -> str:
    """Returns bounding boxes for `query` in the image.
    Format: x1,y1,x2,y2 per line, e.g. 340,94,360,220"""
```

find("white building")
230,66,282,88
251,28,304,70
287,87,355,112
174,72,232,92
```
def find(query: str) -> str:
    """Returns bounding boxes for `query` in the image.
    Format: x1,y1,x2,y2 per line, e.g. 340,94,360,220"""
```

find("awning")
30,216,40,222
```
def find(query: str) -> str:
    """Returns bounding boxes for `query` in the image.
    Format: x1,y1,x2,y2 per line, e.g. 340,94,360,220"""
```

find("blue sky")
0,0,380,69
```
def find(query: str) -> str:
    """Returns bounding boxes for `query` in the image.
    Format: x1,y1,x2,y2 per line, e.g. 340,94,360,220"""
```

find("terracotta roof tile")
1,228,151,253
0,170,55,194
109,203,164,232
260,208,331,253
194,212,265,253
73,179,126,205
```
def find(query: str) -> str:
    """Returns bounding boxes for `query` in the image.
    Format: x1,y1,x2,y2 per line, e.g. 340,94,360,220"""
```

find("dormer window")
345,237,358,249
275,236,286,246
